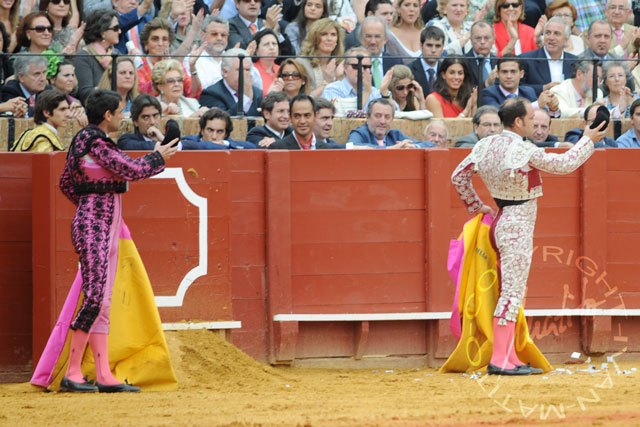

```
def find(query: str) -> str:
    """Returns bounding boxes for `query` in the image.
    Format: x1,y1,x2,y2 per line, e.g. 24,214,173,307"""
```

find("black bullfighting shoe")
60,376,99,392
516,363,543,374
487,363,532,376
96,379,141,393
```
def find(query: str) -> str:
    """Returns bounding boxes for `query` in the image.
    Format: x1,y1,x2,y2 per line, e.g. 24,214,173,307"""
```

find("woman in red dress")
425,56,477,118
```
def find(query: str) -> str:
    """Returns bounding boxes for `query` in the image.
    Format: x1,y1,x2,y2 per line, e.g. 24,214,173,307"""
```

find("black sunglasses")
50,0,71,4
30,25,53,33
500,2,521,9
281,72,302,80
395,83,415,91
108,24,121,32
348,64,372,70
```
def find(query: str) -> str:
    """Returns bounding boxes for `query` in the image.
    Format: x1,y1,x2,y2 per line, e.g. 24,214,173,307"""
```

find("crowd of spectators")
4,0,640,151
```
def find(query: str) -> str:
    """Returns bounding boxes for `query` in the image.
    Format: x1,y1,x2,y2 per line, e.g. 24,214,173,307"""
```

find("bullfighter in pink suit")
44,89,178,392
451,97,606,376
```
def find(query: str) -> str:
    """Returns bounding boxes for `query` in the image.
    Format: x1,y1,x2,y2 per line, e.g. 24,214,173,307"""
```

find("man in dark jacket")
118,94,236,150
183,107,256,149
246,92,292,146
1,55,49,118
268,94,344,150
409,25,445,97
563,104,617,148
200,48,263,116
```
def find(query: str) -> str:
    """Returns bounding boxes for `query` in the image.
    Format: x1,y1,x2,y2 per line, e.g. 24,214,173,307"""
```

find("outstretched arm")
89,137,165,181
528,122,606,174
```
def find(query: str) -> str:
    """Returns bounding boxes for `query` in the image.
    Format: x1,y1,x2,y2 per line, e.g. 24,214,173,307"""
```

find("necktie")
377,139,385,146
614,28,623,44
427,68,435,91
249,23,257,34
372,58,381,88
506,94,516,99
29,95,35,107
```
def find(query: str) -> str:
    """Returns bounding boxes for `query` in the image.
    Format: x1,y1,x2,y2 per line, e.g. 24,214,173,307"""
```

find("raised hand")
582,120,607,144
154,140,179,161
188,41,208,69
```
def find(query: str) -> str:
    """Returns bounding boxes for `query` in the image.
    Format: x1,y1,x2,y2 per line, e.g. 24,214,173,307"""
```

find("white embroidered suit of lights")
451,130,595,323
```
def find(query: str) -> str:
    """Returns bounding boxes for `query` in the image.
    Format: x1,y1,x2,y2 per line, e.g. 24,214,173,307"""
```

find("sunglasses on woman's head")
30,25,53,33
50,0,71,4
500,2,520,9
281,72,302,80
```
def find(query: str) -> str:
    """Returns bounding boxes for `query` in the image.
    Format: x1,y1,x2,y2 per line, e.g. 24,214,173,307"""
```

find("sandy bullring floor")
2,329,640,426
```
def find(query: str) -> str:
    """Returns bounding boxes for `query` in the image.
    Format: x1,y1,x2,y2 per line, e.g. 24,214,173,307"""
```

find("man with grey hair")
455,106,501,147
424,120,449,147
1,55,49,118
463,21,498,88
520,16,577,96
550,59,603,117
196,15,230,90
200,48,263,116
604,0,639,57
348,98,434,148
359,16,402,89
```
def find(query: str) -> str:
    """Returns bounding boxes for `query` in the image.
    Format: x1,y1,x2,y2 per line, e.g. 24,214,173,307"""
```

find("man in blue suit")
200,48,263,117
519,16,577,96
348,98,434,148
482,57,538,107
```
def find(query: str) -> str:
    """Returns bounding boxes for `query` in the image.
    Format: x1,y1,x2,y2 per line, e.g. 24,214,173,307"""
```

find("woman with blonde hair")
428,0,473,56
380,64,426,111
386,0,423,63
151,59,207,117
97,56,140,116
297,18,344,96
268,58,312,98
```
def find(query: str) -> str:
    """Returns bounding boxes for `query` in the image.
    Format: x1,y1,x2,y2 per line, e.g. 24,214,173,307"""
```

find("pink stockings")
490,317,524,369
65,330,121,385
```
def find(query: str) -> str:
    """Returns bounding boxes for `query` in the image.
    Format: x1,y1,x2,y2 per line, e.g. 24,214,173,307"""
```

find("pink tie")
377,139,385,146
249,23,257,34
614,28,623,44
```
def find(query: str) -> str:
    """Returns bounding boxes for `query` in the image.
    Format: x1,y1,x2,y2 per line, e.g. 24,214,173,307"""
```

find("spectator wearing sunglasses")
38,0,84,54
379,64,426,112
151,59,207,117
268,58,311,98
322,46,381,110
74,9,122,103
493,0,537,57
15,12,55,54
137,18,203,99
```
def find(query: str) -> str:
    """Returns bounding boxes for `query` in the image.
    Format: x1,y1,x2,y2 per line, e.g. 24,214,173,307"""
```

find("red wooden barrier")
0,155,33,375
1,148,640,376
